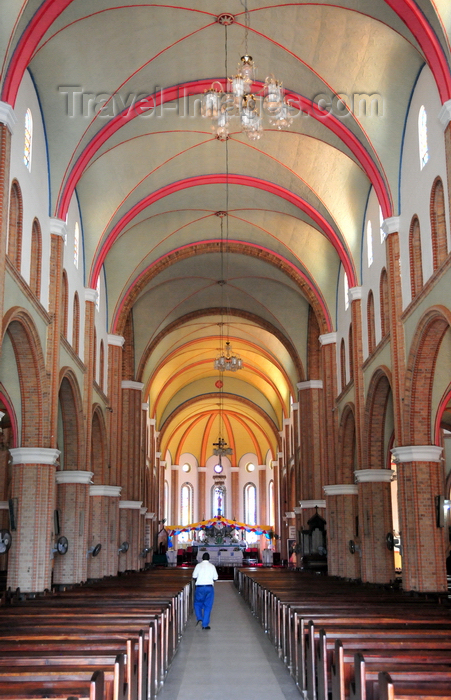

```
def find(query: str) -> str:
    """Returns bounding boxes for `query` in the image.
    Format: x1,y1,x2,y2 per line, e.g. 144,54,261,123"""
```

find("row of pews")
0,568,193,700
235,568,451,700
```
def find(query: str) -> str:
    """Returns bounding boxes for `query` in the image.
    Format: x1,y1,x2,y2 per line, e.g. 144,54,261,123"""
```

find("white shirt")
192,559,218,586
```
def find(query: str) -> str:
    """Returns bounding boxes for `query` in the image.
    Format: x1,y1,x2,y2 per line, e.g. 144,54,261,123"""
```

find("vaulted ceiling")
2,1,451,465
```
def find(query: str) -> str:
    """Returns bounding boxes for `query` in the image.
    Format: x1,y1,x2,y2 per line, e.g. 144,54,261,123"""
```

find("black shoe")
203,626,211,630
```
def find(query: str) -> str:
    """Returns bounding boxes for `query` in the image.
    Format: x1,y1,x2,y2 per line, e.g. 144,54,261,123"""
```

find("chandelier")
213,437,233,457
201,11,294,141
214,340,243,372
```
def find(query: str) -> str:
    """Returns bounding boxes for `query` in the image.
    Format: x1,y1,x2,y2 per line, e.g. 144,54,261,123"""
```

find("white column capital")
145,512,155,519
140,507,147,515
299,499,326,509
198,466,207,472
107,334,125,347
283,418,291,426
119,500,143,509
324,484,358,496
354,469,394,483
156,452,162,458
142,403,149,411
0,102,17,134
257,464,266,471
293,507,302,515
10,447,60,466
90,485,121,497
271,461,278,468
291,402,299,410
319,332,337,346
56,470,93,485
382,216,400,236
149,418,156,426
50,218,68,241
85,288,98,304
391,445,443,463
121,380,144,391
439,100,451,128
349,286,362,301
297,380,323,390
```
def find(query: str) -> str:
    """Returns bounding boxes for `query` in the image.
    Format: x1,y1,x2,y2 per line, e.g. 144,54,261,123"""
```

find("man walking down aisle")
193,552,218,629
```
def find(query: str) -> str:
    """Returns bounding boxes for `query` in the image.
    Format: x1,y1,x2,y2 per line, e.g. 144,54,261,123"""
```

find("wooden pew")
378,671,451,700
0,669,104,700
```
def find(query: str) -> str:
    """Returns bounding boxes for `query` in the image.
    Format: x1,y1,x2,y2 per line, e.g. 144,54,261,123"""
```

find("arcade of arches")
1,1,451,593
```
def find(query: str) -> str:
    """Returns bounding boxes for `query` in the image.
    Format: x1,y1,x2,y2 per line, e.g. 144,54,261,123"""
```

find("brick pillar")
7,447,60,592
83,289,98,471
171,465,178,527
47,220,66,448
292,403,301,503
392,446,447,592
118,500,143,572
140,404,148,510
382,218,406,445
323,484,359,579
349,288,365,469
0,104,16,338
355,469,395,584
319,332,338,485
107,335,125,485
53,470,93,585
121,381,144,500
274,456,281,553
298,380,324,501
198,467,206,520
88,485,121,579
230,468,239,521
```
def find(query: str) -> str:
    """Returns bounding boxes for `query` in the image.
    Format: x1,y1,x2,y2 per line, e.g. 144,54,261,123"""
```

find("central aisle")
158,580,300,700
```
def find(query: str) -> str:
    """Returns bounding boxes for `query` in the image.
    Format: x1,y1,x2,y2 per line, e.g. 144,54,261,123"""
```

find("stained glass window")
418,105,429,170
268,480,275,527
244,483,257,525
24,109,32,171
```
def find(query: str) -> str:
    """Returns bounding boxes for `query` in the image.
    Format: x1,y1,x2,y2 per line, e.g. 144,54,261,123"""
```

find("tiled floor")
158,581,301,700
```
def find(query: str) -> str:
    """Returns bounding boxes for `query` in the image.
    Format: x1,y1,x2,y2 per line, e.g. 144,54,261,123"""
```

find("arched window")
181,482,193,525
99,340,105,391
268,480,275,527
409,216,423,298
430,178,448,270
30,218,42,298
212,484,226,518
72,292,80,355
244,483,257,525
367,220,373,267
61,270,69,338
344,272,349,310
8,181,23,271
379,268,389,337
348,323,354,382
74,222,80,268
418,105,429,170
24,109,32,171
367,290,376,355
340,338,346,390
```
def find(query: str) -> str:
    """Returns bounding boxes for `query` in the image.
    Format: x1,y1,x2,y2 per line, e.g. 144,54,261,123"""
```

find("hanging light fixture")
214,341,243,371
201,9,293,140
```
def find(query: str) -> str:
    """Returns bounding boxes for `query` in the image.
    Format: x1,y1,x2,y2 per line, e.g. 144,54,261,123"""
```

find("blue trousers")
194,585,215,627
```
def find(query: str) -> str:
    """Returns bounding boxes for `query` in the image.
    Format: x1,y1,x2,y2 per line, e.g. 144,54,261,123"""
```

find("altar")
196,545,243,566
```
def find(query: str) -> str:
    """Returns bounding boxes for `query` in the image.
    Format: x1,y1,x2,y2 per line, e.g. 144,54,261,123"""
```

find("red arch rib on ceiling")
384,0,451,103
3,3,450,119
112,237,333,334
1,0,73,104
55,79,392,220
90,174,356,288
